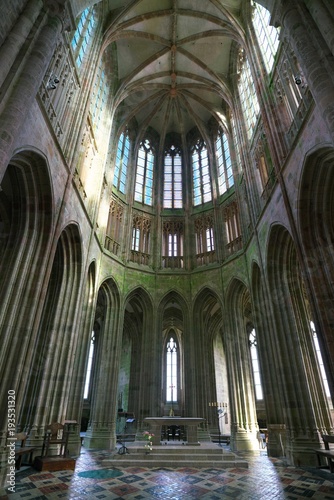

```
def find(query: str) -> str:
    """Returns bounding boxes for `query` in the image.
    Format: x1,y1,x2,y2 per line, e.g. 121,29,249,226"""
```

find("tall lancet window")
113,131,130,194
216,130,234,195
134,139,154,205
252,1,280,74
84,332,95,399
163,145,183,208
166,336,178,402
192,139,212,206
249,329,263,400
238,50,260,141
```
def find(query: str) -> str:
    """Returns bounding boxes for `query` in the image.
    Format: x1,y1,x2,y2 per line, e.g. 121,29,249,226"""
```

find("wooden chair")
313,434,334,472
14,432,35,470
41,423,69,458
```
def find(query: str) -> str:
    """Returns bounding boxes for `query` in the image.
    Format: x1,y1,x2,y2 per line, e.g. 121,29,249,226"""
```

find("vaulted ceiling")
69,0,263,142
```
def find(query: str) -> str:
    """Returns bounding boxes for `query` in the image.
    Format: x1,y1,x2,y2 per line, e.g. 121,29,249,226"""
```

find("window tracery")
134,139,154,206
223,201,242,255
162,220,184,269
130,212,151,265
194,214,216,266
216,130,234,196
164,144,183,209
237,49,260,141
191,138,212,206
113,131,130,194
105,198,124,255
252,1,280,74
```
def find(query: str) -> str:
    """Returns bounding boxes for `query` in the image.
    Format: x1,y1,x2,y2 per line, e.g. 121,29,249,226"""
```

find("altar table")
144,417,205,445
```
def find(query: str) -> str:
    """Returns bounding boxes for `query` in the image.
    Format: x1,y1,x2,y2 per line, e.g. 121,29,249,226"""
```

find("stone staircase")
103,441,248,468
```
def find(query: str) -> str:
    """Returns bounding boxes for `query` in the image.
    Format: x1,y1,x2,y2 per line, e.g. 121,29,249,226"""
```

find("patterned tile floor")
3,446,334,499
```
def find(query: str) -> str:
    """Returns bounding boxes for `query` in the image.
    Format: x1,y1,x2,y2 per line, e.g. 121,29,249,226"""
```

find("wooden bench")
14,432,35,470
313,434,334,472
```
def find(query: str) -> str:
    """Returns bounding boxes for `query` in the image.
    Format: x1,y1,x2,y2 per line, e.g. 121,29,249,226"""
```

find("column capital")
43,0,73,31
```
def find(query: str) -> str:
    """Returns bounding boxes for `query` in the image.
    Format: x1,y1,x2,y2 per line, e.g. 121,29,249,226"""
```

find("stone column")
305,0,334,58
0,0,43,88
84,286,122,450
280,1,334,140
0,0,67,181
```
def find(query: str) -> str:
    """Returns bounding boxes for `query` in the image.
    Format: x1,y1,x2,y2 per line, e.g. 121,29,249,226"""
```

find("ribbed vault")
97,0,245,142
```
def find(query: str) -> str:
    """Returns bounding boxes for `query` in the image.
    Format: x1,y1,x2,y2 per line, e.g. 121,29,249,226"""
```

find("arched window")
71,7,96,68
249,329,263,400
192,139,212,206
163,145,183,209
216,130,234,195
84,332,95,399
90,62,108,131
252,1,280,74
166,336,178,403
238,50,260,140
113,131,130,194
134,139,154,206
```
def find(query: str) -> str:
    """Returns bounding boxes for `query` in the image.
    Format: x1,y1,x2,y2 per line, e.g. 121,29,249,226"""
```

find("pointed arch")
0,149,53,432
157,290,189,418
266,223,333,463
298,146,334,400
120,286,154,422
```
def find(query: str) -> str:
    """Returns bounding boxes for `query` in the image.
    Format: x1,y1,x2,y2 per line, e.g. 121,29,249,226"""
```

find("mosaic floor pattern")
3,447,334,499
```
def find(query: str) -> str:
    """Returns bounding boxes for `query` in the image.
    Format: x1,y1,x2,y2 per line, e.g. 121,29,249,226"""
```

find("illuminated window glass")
113,132,130,194
164,145,183,209
131,227,140,252
249,329,263,400
90,66,108,130
166,337,178,402
252,1,280,74
71,7,96,68
84,333,95,399
195,215,215,256
310,321,331,398
216,130,234,195
134,139,154,206
238,52,260,140
192,139,212,206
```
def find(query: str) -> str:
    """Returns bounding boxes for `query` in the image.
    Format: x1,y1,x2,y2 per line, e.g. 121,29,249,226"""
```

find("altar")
144,417,205,445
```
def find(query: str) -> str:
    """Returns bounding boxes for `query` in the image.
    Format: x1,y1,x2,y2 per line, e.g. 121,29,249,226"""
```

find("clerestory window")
216,130,234,196
252,1,280,74
238,50,260,141
134,139,154,206
90,63,108,131
164,145,183,209
192,139,212,206
113,131,130,194
71,7,96,68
